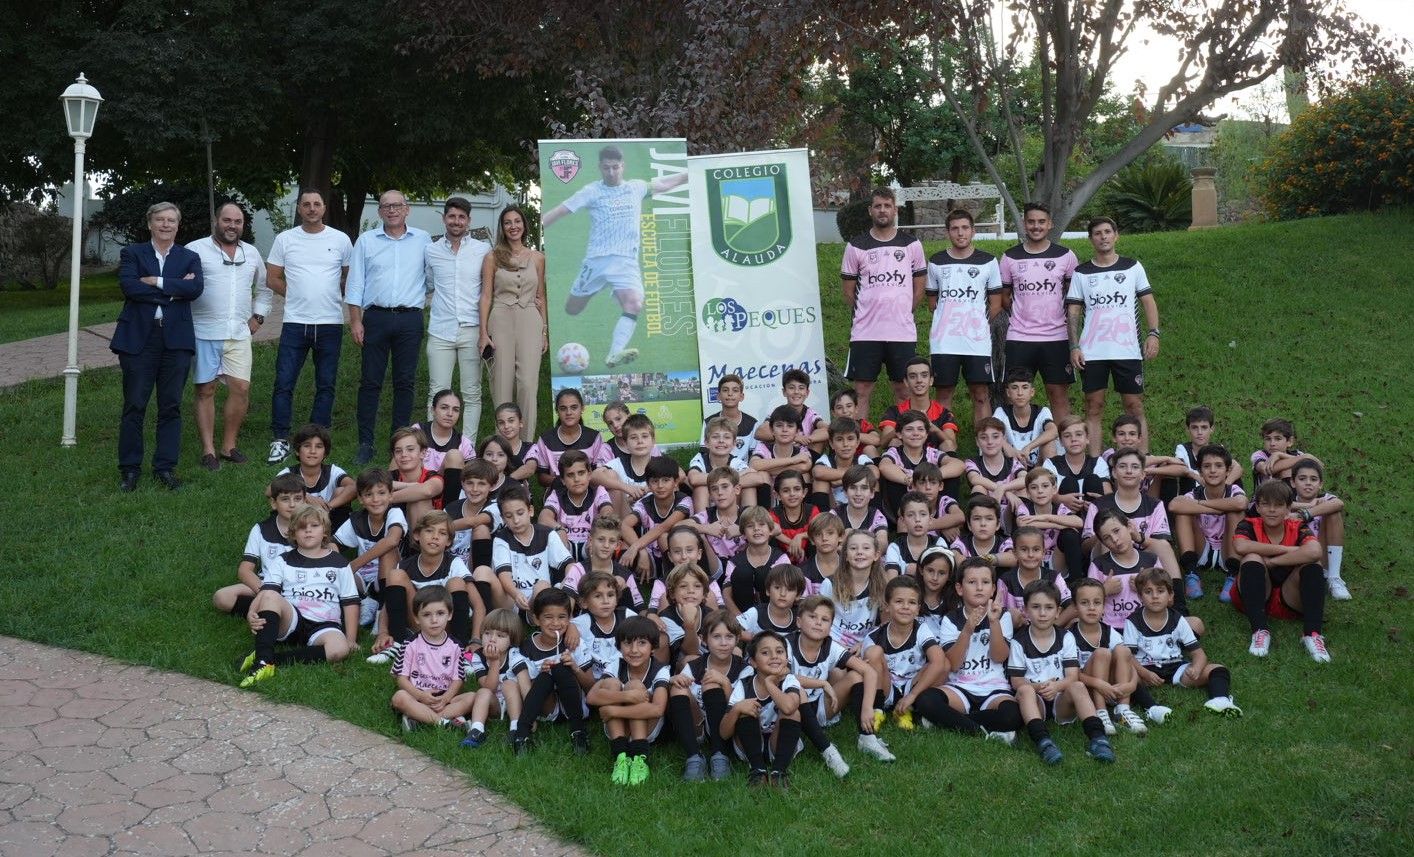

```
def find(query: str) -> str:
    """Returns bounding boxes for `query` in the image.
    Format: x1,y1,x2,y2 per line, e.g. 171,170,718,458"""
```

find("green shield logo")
707,164,791,266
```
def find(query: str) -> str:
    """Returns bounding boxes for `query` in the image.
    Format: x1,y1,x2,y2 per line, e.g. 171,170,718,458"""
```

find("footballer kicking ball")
557,342,591,374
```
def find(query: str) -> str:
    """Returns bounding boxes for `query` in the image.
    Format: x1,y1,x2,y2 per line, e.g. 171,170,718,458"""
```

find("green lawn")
0,272,126,344
1,212,1411,855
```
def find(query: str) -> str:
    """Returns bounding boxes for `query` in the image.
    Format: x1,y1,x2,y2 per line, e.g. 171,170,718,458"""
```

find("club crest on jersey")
1114,272,1126,283
1016,261,1030,272
548,149,581,183
967,267,979,278
707,163,791,266
325,570,337,582
1044,260,1056,271
892,248,906,262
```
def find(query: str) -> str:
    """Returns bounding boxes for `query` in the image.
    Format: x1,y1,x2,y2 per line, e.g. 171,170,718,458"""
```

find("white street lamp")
59,73,102,448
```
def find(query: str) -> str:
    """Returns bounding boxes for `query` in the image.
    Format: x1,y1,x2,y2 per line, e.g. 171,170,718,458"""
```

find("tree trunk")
329,179,368,241
298,110,337,207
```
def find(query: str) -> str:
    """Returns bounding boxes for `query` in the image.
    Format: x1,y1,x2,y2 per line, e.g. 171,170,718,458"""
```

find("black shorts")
1081,359,1144,395
845,340,916,382
1004,340,1074,386
286,615,343,647
931,353,994,387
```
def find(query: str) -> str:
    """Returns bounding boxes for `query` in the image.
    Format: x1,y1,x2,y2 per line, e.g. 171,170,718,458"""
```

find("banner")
538,138,702,446
688,148,827,424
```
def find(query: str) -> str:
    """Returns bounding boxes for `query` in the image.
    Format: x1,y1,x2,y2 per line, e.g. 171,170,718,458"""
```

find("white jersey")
242,514,290,579
333,508,408,585
562,179,650,260
492,524,574,598
571,609,637,681
1068,623,1122,671
993,404,1055,466
938,609,1014,694
1006,626,1080,683
787,633,854,704
1066,256,1152,362
276,463,350,505
865,622,940,693
262,549,358,626
267,226,352,325
729,673,802,734
817,578,880,649
926,249,1002,357
444,498,502,565
1123,608,1201,667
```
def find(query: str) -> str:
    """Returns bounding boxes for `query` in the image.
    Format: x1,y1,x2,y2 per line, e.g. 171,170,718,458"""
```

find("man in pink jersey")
991,203,1078,425
840,187,927,420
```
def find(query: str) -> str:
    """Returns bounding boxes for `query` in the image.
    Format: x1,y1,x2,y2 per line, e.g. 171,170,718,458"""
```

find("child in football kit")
586,616,671,787
277,423,356,529
688,418,764,510
494,486,575,613
214,473,306,618
620,456,691,581
1160,406,1243,502
863,576,956,736
1250,417,1321,491
412,388,473,479
530,388,610,488
1042,415,1110,516
336,469,408,649
721,631,805,789
390,585,478,730
1233,480,1332,662
1126,568,1242,718
800,513,846,596
491,403,538,485
950,495,1015,568
653,526,727,611
836,465,890,554
569,571,638,686
753,368,827,450
997,526,1074,629
389,428,446,525
934,557,1024,740
540,449,613,560
966,417,1028,523
915,546,956,638
691,467,746,580
879,410,964,520
750,405,816,502
830,389,881,452
993,367,1057,466
910,462,965,543
812,417,875,509
657,563,712,666
381,511,481,649
1007,580,1116,765
461,608,528,748
668,611,748,781
790,595,887,773
723,505,790,616
877,357,960,452
737,564,805,641
885,492,944,576
702,373,760,459
1083,448,1188,614
238,505,360,687
1290,458,1349,600
771,469,821,563
514,588,592,756
592,413,655,516
1012,466,1085,580
819,529,895,650
1068,578,1146,735
447,460,503,613
1167,443,1247,603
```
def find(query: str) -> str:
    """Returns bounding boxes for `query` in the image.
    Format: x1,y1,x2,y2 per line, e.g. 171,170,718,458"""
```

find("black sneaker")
768,770,790,791
570,730,590,756
512,736,531,757
747,768,769,788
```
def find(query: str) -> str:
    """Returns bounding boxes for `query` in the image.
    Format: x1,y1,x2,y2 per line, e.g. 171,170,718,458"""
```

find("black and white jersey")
866,621,940,692
729,673,802,734
444,497,502,565
519,630,591,681
738,605,798,638
938,609,1014,694
1042,453,1110,498
992,404,1055,466
396,553,471,589
571,608,637,680
468,650,529,686
816,579,879,649
616,656,672,696
493,524,574,598
884,534,941,574
680,654,748,707
1006,626,1079,683
660,605,708,659
1068,622,1122,670
334,507,409,584
701,409,759,459
919,596,949,639
787,633,854,703
277,463,351,505
242,513,291,579
686,446,749,476
261,549,359,627
1123,608,1200,668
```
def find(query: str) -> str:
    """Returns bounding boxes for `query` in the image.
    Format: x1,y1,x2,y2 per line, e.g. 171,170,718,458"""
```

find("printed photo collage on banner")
538,140,827,445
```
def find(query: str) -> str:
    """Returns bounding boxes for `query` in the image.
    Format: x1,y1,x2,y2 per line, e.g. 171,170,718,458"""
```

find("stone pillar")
1190,167,1218,230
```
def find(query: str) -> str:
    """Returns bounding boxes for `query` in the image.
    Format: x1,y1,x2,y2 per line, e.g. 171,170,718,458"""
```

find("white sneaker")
857,733,896,762
400,715,416,732
1303,632,1332,663
1115,705,1148,735
1248,629,1272,658
1327,577,1352,601
1203,696,1244,718
266,438,290,464
983,729,1017,747
1146,705,1173,725
1095,708,1116,736
821,744,850,778
366,645,397,665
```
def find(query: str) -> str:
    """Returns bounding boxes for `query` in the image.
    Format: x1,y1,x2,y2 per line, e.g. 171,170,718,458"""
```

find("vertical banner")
688,148,827,423
538,139,702,446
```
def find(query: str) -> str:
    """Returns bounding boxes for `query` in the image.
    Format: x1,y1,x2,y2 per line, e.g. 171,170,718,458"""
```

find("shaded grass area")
0,272,125,344
2,212,1412,855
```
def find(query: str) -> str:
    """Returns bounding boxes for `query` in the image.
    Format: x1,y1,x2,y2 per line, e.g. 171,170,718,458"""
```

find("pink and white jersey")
413,424,475,473
950,533,1014,559
1083,494,1171,542
392,633,466,695
1184,484,1245,551
629,495,692,559
1088,550,1156,629
261,549,358,627
542,485,611,555
529,426,610,479
927,249,1002,357
1306,492,1339,540
1012,499,1076,558
835,503,889,535
693,507,746,561
1066,257,1152,362
841,232,927,342
998,568,1072,616
999,243,1077,341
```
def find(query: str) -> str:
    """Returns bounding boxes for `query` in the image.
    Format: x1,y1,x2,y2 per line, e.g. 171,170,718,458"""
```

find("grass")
2,211,1412,855
0,272,126,344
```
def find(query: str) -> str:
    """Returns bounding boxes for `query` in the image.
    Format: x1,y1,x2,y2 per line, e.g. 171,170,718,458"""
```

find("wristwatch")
1146,327,1160,338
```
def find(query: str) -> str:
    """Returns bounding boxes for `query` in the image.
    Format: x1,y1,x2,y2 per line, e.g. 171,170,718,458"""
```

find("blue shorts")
193,337,252,384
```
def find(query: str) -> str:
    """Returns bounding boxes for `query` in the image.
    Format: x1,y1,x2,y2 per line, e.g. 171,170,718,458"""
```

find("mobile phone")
481,343,495,361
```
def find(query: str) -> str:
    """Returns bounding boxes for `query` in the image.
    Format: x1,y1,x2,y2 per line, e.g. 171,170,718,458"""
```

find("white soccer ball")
557,342,590,374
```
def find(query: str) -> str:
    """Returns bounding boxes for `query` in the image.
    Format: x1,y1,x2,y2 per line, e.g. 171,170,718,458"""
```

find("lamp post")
59,73,102,448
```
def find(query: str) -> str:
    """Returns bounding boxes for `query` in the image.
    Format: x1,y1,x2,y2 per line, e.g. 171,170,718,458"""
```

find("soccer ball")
557,342,590,374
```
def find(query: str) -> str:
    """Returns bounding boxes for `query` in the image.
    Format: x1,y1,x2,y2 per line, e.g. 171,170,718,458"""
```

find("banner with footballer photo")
687,148,827,423
538,138,703,446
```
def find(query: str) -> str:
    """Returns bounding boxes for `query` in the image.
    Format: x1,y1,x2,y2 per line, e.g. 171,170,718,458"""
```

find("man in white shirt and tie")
186,202,271,470
423,196,490,441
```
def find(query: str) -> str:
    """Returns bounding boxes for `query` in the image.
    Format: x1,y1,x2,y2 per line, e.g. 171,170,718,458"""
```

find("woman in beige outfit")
479,205,546,442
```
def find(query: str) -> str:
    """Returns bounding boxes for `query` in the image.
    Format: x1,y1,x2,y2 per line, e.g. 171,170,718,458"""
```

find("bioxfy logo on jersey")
548,150,581,183
706,163,791,266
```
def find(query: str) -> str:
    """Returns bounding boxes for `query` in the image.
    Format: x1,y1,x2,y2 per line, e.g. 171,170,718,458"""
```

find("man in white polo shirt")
265,188,352,464
187,202,271,470
424,196,490,440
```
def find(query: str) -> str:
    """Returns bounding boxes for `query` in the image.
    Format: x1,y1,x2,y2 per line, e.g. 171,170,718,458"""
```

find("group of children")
217,370,1348,788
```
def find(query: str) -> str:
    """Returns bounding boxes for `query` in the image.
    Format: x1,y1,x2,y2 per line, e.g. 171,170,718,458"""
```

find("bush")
835,200,871,241
0,203,73,290
89,183,254,246
1258,76,1414,219
1095,159,1193,233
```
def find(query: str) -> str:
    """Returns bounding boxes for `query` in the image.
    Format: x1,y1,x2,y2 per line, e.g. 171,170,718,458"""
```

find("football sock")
1238,561,1270,632
471,538,493,571
1081,715,1106,741
551,665,586,730
735,715,767,770
1132,686,1158,710
668,695,701,757
1025,718,1050,744
770,718,802,773
517,673,555,739
1224,557,1240,576
799,701,831,751
273,645,325,666
384,585,411,641
702,687,729,753
1326,545,1344,578
1180,550,1199,573
924,701,983,736
911,687,953,727
628,738,651,758
1298,563,1326,634
610,736,629,757
450,590,472,645
231,594,254,618
1170,576,1189,615
1207,666,1232,699
730,573,758,614
441,467,462,509
610,314,638,355
973,700,1023,733
473,580,495,618
254,610,281,663
1058,529,1086,585
846,683,887,734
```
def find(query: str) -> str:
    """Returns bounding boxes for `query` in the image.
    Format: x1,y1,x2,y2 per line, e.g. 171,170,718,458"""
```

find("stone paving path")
0,637,585,857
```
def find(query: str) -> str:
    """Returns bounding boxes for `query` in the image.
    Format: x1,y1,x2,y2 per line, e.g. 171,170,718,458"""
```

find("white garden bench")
891,181,1008,235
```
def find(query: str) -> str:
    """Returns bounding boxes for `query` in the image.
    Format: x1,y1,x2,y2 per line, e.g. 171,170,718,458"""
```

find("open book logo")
706,164,791,266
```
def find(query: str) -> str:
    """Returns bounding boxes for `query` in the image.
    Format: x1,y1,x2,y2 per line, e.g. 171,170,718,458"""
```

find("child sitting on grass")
587,616,671,787
214,473,305,619
277,423,356,529
667,610,747,782
1232,479,1332,663
1068,578,1145,735
1126,568,1242,719
1290,458,1349,601
722,631,804,789
390,585,478,731
461,607,527,748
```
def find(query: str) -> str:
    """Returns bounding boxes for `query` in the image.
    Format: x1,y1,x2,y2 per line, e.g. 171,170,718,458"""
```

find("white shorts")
194,337,253,384
569,255,642,298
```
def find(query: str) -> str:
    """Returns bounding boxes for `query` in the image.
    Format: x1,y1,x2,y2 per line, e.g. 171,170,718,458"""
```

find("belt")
368,305,420,313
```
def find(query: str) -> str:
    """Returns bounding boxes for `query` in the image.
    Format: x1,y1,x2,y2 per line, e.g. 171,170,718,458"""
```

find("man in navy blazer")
113,202,204,491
